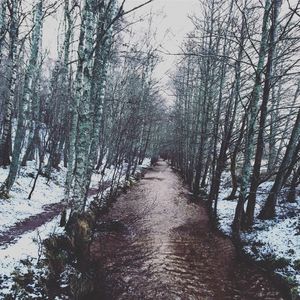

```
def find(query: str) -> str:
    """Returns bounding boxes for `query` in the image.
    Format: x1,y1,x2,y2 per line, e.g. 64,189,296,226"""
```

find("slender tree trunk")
71,0,95,214
273,81,299,168
0,0,19,167
193,0,215,195
21,62,42,166
226,114,246,200
267,66,282,173
232,0,271,236
287,164,300,203
65,4,85,200
0,0,43,195
84,0,116,201
259,108,300,219
245,0,281,228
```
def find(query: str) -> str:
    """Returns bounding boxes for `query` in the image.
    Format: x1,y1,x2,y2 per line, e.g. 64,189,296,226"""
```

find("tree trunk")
259,108,300,219
84,0,116,201
245,0,281,229
287,164,300,203
232,0,271,236
65,2,85,200
71,0,96,214
0,0,43,194
226,114,246,200
0,0,19,167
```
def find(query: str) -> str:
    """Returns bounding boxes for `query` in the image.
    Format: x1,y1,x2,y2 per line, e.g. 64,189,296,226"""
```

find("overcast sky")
42,0,200,101
123,0,200,97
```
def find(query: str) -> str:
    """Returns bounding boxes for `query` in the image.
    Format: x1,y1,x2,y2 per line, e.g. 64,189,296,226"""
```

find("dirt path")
0,201,65,247
0,180,110,248
92,160,284,300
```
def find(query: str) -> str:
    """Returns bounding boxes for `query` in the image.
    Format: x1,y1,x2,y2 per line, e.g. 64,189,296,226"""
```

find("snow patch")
0,162,65,232
217,172,300,295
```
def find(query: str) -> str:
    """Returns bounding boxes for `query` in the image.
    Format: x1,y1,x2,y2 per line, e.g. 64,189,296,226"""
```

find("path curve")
0,202,65,247
0,179,111,248
92,160,284,299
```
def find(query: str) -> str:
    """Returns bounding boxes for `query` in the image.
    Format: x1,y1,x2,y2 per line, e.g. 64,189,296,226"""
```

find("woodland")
0,0,299,298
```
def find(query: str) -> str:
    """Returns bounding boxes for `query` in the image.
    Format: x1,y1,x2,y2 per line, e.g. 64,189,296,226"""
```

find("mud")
0,179,113,248
91,160,284,300
0,202,65,247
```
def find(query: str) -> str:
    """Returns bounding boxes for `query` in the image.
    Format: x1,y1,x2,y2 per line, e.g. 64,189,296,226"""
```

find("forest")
0,0,299,299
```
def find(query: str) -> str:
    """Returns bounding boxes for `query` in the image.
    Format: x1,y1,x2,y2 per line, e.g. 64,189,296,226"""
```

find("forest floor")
0,159,150,297
216,174,300,297
91,160,285,299
0,162,66,295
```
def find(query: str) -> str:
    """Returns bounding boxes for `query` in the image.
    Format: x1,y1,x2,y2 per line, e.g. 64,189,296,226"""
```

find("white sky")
42,0,200,101
123,0,200,98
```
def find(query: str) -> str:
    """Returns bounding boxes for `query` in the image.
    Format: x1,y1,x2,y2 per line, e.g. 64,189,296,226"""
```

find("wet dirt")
0,201,65,247
0,179,112,248
91,160,284,300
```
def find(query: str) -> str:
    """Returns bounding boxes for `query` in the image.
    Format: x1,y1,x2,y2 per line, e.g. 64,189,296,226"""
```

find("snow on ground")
216,187,236,236
89,158,151,188
0,158,151,297
217,173,300,296
0,158,151,232
0,216,64,298
87,158,151,207
0,161,66,231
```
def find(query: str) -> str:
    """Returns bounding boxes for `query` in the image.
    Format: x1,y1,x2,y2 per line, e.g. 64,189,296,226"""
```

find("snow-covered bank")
87,158,151,207
0,216,63,298
0,162,65,232
0,161,66,298
0,158,151,298
0,158,151,233
217,175,300,298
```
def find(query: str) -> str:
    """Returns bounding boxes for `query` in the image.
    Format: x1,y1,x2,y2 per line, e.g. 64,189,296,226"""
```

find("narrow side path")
0,179,109,248
92,160,284,299
0,201,65,247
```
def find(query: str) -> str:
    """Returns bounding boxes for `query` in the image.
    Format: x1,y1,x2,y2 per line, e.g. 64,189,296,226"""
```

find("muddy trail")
0,179,112,248
0,201,65,247
91,160,284,300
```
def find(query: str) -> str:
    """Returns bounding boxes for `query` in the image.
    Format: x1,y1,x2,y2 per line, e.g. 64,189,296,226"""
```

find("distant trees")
168,0,300,237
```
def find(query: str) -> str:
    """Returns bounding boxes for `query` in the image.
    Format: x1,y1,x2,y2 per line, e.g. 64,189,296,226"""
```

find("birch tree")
0,0,19,167
0,0,43,195
244,0,282,228
232,0,272,235
69,0,96,216
259,104,300,219
84,0,117,202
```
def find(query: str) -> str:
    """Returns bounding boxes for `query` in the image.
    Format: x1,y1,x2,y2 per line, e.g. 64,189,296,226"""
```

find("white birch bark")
232,0,272,234
70,0,96,213
84,0,117,202
1,0,43,194
0,0,18,167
